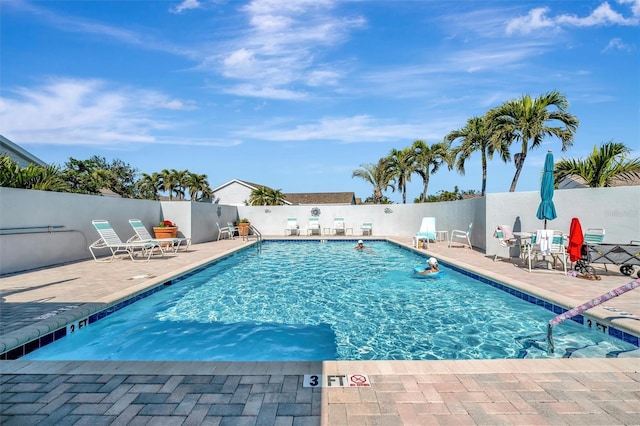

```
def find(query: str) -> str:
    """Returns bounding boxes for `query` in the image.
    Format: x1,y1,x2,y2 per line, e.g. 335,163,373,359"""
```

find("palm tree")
172,169,189,200
488,91,579,192
249,186,286,205
136,172,161,200
554,141,640,188
351,159,394,204
445,115,510,196
186,173,212,201
0,155,67,191
385,147,415,204
411,139,450,201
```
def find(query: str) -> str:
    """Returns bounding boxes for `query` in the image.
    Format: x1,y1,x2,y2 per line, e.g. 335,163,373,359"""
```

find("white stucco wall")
2,186,638,274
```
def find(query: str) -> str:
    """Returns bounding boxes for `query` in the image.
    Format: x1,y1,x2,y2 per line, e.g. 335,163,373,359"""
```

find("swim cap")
358,240,363,244
428,257,438,266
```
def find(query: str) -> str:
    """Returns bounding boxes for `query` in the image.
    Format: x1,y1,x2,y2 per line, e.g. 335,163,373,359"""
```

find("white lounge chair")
361,221,373,236
414,217,436,249
128,219,191,253
493,224,518,262
450,222,473,249
332,217,346,235
90,220,163,262
216,222,231,240
307,217,321,235
285,218,300,236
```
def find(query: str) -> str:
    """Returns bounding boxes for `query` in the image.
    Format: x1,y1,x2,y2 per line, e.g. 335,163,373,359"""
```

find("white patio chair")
449,222,473,249
285,218,300,236
524,230,567,273
361,221,373,236
216,222,231,240
493,224,517,262
332,217,346,235
307,217,321,235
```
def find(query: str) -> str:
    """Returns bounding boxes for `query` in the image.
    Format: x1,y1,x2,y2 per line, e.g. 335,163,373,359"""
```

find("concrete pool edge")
2,357,638,376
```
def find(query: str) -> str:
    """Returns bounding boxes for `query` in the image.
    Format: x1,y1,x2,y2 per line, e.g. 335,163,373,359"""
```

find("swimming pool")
23,241,638,361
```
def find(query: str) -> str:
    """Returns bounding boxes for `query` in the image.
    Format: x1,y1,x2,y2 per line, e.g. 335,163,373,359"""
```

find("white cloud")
603,37,635,51
170,0,202,14
208,0,365,99
0,78,202,146
506,2,639,35
235,115,436,144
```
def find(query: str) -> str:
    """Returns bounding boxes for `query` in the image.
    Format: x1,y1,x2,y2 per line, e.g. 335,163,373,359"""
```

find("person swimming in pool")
355,240,365,250
417,257,439,274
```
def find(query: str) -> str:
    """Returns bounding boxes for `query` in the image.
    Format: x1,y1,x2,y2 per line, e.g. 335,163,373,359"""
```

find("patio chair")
90,220,163,263
493,224,518,262
228,222,239,240
361,221,373,236
285,218,300,236
584,228,605,244
332,217,346,235
307,217,321,235
128,219,191,253
216,222,231,240
524,230,567,273
413,217,436,249
449,222,473,249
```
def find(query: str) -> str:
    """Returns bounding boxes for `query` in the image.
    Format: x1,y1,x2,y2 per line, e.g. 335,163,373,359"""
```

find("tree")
385,147,416,204
0,155,67,191
159,169,179,200
187,173,212,202
554,141,640,188
411,139,451,200
351,158,395,204
136,172,161,200
249,186,286,206
488,91,579,192
445,115,510,196
61,156,138,197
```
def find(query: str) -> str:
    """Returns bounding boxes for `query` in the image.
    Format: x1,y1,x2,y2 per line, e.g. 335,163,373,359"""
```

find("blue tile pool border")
3,239,638,360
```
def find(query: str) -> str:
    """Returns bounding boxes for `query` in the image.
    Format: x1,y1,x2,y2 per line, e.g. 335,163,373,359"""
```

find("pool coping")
1,237,638,360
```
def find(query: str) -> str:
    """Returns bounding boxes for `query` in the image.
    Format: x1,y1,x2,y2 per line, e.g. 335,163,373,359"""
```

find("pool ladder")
244,225,262,242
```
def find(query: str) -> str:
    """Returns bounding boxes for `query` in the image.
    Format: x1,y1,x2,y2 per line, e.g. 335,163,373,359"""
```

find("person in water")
355,240,365,250
417,257,439,274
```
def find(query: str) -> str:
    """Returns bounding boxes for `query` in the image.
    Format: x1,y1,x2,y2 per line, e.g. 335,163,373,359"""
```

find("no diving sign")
303,374,371,388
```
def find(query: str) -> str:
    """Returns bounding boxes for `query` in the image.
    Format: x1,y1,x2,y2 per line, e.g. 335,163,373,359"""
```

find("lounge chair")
449,222,473,249
524,230,567,273
413,217,436,249
90,220,163,262
332,217,346,235
216,222,231,240
493,224,518,261
285,218,300,236
128,219,191,253
361,221,373,236
307,217,321,235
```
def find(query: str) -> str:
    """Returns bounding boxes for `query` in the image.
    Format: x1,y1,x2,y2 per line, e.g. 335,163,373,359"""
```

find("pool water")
24,241,638,361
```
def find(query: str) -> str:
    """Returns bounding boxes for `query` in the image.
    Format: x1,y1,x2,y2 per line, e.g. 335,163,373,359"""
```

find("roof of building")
283,192,356,205
558,173,640,189
0,134,47,167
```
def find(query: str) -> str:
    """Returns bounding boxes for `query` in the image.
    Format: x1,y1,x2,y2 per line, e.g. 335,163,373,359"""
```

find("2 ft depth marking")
303,374,371,388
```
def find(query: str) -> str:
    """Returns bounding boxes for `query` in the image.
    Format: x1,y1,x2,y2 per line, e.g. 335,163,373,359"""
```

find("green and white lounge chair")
128,219,191,253
332,217,346,235
307,217,321,235
285,218,300,236
90,220,163,262
361,221,373,236
414,217,436,248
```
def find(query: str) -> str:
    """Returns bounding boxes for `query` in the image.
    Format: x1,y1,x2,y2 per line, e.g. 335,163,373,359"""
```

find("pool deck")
1,236,639,425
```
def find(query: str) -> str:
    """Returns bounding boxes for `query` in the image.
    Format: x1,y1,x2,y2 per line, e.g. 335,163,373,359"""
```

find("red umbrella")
567,217,584,262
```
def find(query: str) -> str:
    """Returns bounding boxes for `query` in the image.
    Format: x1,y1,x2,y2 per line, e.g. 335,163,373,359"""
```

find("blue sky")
2,0,638,203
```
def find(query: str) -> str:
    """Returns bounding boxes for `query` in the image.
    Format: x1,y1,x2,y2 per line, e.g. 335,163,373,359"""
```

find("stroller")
574,240,640,278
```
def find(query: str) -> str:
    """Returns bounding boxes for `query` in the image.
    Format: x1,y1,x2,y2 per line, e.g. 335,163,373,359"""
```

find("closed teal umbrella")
536,150,557,229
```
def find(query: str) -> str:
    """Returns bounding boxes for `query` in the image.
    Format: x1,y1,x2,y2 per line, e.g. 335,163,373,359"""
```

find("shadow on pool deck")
1,236,639,425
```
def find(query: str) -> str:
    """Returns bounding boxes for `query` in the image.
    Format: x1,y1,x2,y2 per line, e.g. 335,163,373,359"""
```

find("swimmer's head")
427,257,438,267
358,240,363,244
